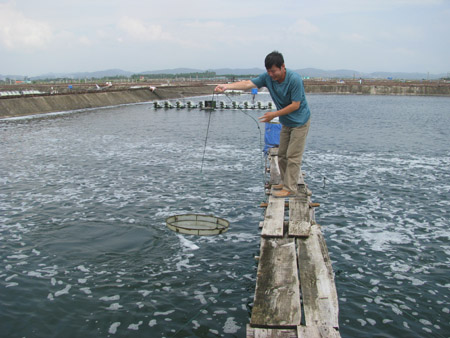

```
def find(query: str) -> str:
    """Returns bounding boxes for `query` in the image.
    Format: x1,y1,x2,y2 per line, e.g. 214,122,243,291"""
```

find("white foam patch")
175,257,200,271
128,321,143,330
106,303,123,310
28,271,43,278
77,265,89,272
357,319,367,326
367,318,376,326
7,254,28,259
55,285,71,297
419,319,432,326
214,310,227,314
223,317,240,334
108,322,121,334
359,229,411,252
178,235,200,251
138,290,151,297
6,282,18,288
194,291,207,305
5,274,17,281
100,295,120,301
154,310,175,316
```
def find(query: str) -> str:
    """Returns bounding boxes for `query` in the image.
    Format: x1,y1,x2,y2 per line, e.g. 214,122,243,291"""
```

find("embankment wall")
1,82,449,119
0,85,214,118
305,83,450,96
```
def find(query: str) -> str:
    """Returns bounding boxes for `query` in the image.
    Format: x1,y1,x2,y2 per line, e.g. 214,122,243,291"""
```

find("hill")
1,68,446,82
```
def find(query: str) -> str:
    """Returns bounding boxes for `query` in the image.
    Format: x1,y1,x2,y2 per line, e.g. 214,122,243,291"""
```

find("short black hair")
265,51,284,69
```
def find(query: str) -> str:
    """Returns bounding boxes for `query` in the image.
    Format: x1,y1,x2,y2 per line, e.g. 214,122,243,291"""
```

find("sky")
1,0,449,76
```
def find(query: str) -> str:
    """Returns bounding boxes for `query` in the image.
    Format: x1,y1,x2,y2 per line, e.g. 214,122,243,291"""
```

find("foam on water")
1,95,449,337
305,147,449,336
108,322,121,334
177,235,200,251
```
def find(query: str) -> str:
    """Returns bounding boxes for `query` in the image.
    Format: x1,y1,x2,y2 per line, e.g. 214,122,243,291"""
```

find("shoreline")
304,79,450,96
0,84,215,119
1,80,449,119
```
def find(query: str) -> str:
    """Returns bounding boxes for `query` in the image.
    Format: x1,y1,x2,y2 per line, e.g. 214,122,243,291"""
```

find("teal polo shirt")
251,69,310,127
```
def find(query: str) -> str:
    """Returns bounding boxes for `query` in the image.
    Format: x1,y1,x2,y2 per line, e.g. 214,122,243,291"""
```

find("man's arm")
215,80,257,93
258,101,300,123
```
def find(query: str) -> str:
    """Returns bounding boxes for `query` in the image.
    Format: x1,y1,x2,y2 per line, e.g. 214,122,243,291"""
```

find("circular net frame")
166,214,229,236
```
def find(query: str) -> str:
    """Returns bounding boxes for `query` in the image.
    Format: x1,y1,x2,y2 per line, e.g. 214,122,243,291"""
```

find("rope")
199,90,267,198
221,92,266,190
200,107,213,174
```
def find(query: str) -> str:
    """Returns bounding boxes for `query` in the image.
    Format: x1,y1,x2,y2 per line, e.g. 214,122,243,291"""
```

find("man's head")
265,51,286,83
265,51,284,69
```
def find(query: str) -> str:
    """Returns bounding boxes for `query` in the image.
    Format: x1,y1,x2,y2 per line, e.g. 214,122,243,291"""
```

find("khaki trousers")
278,119,310,192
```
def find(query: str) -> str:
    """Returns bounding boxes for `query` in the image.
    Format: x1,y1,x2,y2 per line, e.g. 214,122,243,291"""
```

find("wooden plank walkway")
248,148,341,338
261,193,285,237
251,237,300,327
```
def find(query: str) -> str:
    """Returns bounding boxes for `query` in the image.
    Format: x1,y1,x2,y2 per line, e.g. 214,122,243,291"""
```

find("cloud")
118,16,172,42
1,0,448,74
0,3,52,50
78,36,93,46
290,19,319,35
184,21,225,29
388,0,443,4
341,33,368,43
392,47,416,57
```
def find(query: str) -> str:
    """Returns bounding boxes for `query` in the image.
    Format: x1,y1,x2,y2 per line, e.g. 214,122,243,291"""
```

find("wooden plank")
247,325,297,338
260,202,288,208
261,193,285,237
251,237,301,327
288,197,311,237
297,224,339,328
269,154,281,185
309,206,316,225
247,324,341,337
297,326,341,338
260,202,318,209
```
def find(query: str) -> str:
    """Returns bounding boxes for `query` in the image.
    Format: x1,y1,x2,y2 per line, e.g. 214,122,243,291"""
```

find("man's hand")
215,80,256,93
258,111,277,123
260,101,300,122
214,84,227,93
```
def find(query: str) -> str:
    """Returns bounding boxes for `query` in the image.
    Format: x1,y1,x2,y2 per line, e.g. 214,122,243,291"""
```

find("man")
215,51,311,198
